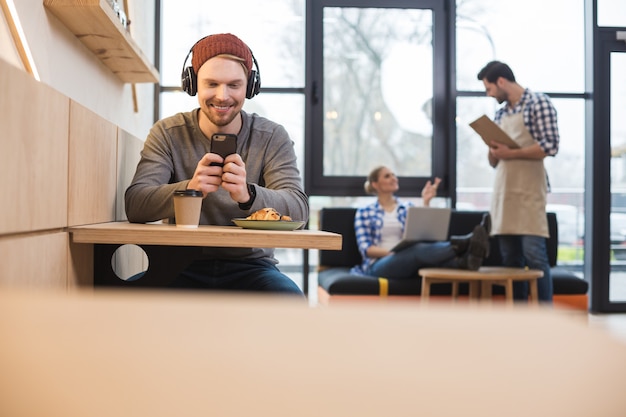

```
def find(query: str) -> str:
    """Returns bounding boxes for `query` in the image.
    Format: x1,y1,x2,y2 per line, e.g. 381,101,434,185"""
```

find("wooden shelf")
44,0,159,83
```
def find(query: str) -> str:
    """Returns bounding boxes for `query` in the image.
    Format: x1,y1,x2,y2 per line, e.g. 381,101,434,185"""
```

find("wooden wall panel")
116,128,143,221
67,100,117,226
0,60,146,290
0,232,68,289
0,58,69,234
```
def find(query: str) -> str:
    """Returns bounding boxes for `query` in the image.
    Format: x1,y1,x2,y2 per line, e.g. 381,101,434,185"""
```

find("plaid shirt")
350,199,414,275
494,88,559,156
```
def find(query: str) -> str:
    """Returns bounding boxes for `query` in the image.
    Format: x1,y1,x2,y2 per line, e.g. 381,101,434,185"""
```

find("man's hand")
489,142,515,161
489,141,546,163
188,153,227,197
220,153,250,203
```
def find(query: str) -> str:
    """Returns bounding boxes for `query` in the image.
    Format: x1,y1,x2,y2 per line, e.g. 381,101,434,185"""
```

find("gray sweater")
125,110,309,262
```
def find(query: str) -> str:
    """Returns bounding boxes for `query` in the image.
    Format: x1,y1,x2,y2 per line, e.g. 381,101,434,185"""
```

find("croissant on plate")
246,207,292,221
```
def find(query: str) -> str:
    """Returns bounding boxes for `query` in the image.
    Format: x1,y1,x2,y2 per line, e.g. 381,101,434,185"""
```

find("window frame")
304,0,456,199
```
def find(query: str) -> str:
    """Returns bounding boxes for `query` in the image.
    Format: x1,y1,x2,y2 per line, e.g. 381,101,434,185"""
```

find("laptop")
390,207,452,252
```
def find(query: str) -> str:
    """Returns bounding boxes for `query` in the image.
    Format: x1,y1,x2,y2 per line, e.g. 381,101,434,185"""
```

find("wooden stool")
418,266,544,305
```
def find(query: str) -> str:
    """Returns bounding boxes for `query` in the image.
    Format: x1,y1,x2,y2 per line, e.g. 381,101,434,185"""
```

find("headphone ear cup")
246,70,260,99
181,66,197,96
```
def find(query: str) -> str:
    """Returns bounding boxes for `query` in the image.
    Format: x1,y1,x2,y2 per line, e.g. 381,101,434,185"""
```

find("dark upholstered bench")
317,208,589,310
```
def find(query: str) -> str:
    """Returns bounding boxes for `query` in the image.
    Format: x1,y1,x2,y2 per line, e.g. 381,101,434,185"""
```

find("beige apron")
490,110,549,237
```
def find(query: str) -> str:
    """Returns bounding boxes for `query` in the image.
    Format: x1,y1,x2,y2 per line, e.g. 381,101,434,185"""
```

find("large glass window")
456,0,585,93
322,7,434,178
598,0,626,27
307,0,449,197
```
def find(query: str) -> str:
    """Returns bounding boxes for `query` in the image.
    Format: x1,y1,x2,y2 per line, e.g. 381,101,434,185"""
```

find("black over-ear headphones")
180,37,261,99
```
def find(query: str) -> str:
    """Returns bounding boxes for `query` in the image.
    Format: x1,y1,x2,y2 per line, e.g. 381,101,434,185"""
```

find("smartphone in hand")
210,133,237,166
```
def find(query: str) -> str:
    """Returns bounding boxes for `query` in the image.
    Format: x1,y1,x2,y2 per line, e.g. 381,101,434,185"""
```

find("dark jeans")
498,235,553,303
367,242,458,280
172,258,304,297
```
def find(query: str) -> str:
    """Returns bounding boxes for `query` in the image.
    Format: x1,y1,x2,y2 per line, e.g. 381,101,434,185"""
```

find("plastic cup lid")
174,190,203,197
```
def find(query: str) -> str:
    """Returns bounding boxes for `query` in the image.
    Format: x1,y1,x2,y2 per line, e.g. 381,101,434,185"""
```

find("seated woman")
351,166,490,280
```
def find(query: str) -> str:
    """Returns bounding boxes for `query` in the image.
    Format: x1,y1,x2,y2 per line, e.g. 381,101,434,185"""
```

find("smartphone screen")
210,134,237,166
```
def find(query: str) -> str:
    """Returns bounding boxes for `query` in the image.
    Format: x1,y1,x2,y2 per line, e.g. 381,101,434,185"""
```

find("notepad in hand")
469,115,520,149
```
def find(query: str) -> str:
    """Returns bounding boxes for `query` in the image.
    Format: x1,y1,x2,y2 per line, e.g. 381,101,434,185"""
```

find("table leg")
480,281,493,301
421,277,431,303
468,282,480,301
503,279,514,304
529,278,539,304
451,281,459,300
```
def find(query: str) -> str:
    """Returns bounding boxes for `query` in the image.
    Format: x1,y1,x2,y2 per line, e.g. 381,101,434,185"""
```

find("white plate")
231,218,305,231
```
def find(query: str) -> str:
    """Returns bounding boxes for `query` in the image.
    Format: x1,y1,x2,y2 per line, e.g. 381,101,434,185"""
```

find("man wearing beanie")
125,33,308,296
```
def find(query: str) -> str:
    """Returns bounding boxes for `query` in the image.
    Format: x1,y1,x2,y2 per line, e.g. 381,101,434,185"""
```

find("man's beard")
495,89,508,105
201,104,238,127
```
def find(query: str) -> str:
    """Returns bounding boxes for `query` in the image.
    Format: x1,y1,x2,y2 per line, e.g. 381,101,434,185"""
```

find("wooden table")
69,221,342,287
2,289,626,417
419,266,544,304
70,221,342,250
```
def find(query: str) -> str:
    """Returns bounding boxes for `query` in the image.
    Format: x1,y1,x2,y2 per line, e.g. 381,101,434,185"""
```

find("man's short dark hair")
477,61,516,83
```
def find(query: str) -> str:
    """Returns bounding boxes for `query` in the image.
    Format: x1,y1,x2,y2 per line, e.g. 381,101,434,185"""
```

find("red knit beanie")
191,33,252,75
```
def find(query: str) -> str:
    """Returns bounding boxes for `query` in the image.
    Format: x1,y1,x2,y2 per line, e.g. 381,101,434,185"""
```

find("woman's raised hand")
421,177,442,207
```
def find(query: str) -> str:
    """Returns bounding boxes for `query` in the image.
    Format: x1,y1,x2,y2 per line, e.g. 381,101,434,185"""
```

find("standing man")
125,33,308,295
477,61,560,303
